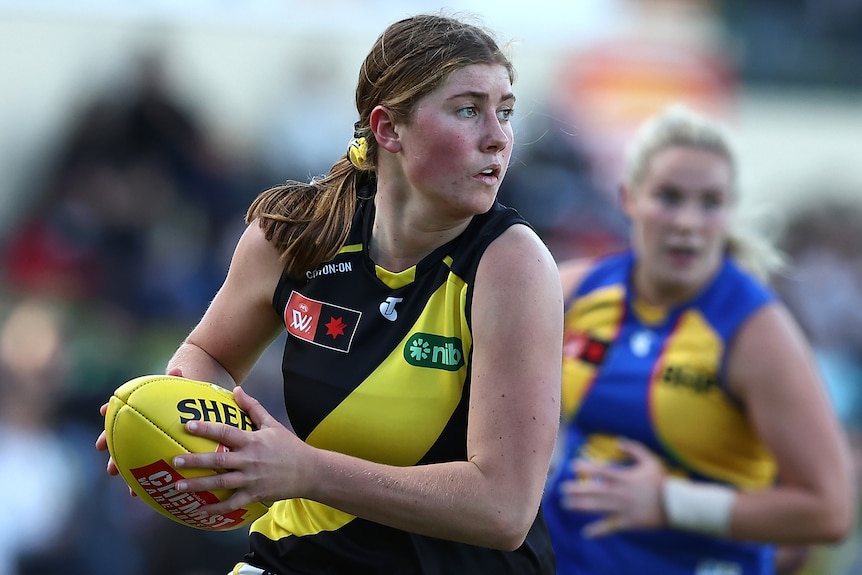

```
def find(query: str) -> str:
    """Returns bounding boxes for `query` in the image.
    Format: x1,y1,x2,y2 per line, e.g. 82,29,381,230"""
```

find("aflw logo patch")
284,291,361,353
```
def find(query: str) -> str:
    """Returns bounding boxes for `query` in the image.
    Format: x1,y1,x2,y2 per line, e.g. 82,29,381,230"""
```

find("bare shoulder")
479,223,560,290
726,301,818,399
210,219,287,325
472,223,563,351
235,219,282,265
229,219,285,289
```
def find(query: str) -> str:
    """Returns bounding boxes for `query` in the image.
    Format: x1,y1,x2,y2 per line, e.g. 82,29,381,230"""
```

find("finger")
559,481,617,513
96,430,108,450
560,491,616,513
167,367,184,377
583,515,624,539
560,478,606,498
183,418,246,447
189,490,256,520
175,469,244,496
571,459,624,485
172,430,237,470
100,402,109,416
107,457,120,476
233,385,276,430
617,439,654,464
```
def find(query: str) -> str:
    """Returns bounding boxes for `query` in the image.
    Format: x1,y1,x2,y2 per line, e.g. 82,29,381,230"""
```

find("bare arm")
725,302,855,544
96,221,285,475
176,224,564,550
166,220,285,387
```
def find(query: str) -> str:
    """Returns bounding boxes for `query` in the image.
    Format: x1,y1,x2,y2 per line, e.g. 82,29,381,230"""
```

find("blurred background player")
542,103,855,575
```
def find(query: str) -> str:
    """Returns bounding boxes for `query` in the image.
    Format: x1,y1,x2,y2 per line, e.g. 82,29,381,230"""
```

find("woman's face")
392,63,515,219
623,145,734,304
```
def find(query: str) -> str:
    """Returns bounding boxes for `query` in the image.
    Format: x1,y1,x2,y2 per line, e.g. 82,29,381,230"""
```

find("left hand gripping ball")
105,375,269,531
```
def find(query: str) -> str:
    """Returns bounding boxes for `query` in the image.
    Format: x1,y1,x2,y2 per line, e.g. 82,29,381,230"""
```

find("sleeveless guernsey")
544,251,778,575
241,197,555,574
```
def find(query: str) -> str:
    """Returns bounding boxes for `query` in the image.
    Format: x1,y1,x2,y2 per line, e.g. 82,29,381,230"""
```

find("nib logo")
404,333,464,371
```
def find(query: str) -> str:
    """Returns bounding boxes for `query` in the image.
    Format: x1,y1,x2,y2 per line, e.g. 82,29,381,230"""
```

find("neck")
370,194,470,272
632,266,699,308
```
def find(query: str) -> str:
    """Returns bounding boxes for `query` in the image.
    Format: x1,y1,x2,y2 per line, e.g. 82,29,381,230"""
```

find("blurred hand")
559,439,667,537
774,545,810,574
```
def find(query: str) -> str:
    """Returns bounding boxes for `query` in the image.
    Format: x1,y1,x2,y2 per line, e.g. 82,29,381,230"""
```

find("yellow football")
104,374,269,531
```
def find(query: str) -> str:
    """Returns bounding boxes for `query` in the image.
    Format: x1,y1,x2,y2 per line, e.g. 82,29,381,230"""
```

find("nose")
482,112,510,152
673,202,704,230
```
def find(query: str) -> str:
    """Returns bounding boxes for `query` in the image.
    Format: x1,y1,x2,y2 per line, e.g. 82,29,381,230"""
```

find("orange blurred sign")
551,37,736,181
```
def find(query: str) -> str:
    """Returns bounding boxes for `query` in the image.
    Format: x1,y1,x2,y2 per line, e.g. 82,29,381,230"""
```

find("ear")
370,105,401,154
619,184,634,219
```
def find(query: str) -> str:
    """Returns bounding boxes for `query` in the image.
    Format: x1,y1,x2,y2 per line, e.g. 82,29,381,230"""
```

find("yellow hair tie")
348,137,368,169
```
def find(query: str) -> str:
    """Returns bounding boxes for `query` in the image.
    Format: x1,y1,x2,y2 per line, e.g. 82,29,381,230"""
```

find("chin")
460,194,497,216
676,269,714,295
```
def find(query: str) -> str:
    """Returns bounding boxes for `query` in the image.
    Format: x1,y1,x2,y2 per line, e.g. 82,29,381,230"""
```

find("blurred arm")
727,302,855,544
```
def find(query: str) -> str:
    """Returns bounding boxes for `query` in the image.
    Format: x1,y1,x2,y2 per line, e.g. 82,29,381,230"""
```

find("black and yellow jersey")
242,196,555,574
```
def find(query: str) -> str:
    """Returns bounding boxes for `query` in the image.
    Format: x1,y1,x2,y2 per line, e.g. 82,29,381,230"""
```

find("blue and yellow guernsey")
242,197,555,574
544,251,779,575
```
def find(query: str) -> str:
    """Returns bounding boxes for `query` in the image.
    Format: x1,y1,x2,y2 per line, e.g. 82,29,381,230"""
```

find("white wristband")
662,477,736,537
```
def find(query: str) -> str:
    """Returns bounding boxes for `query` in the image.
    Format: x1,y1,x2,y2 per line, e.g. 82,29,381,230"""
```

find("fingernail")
174,457,185,467
176,481,188,491
187,421,198,432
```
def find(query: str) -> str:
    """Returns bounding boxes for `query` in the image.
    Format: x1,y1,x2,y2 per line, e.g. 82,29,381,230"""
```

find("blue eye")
497,108,514,122
657,188,682,206
458,106,477,118
702,195,723,210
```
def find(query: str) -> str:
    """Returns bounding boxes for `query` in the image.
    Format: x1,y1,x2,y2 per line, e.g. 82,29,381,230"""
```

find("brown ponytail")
246,157,371,276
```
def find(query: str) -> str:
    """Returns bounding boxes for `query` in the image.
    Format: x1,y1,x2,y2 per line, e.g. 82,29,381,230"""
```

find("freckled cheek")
412,136,469,180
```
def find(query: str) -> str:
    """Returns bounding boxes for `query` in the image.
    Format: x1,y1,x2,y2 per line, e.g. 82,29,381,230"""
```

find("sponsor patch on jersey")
403,333,464,371
661,364,717,393
564,332,609,366
284,291,361,353
305,260,354,280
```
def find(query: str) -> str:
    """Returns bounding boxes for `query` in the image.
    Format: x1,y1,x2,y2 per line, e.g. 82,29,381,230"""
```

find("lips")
665,246,699,267
667,245,697,256
474,164,502,184
478,165,499,177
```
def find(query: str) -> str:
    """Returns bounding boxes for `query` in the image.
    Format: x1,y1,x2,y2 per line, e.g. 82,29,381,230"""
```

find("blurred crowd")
0,44,860,575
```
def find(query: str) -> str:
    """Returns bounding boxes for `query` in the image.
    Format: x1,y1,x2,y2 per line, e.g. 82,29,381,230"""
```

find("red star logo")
325,317,347,339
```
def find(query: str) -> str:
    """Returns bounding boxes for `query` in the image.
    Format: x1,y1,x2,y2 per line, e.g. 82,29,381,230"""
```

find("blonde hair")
623,103,785,282
247,14,514,276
